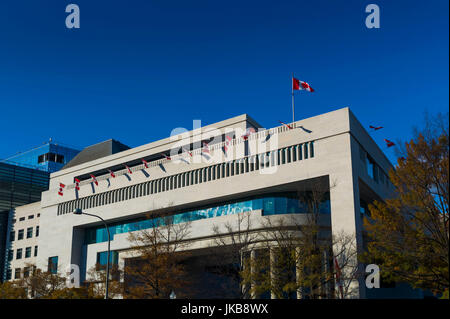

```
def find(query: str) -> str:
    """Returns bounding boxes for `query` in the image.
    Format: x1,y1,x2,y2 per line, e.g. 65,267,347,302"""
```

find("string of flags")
56,117,314,197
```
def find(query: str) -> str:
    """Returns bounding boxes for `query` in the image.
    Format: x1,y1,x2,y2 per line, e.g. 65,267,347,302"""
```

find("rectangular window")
8,250,13,261
18,229,24,240
10,231,15,242
16,248,22,260
48,256,58,274
310,141,314,158
19,217,25,221
27,227,33,239
24,267,30,278
25,247,32,258
28,215,34,220
96,251,119,270
14,268,21,279
34,246,38,257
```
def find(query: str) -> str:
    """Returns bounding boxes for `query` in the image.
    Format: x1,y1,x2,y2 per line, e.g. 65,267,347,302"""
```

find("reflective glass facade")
1,143,79,173
84,192,331,245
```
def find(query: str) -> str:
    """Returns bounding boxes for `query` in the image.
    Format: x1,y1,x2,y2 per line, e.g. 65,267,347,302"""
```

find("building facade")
3,202,41,281
1,141,80,174
0,142,79,282
4,108,424,298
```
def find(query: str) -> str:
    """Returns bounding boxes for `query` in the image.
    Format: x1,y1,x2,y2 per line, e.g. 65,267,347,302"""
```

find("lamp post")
73,208,110,299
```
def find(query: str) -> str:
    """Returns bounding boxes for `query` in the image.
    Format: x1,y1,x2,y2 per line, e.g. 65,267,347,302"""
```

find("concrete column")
329,134,365,298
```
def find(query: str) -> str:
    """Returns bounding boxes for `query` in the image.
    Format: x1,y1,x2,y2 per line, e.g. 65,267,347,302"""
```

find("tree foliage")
124,214,192,298
363,113,449,295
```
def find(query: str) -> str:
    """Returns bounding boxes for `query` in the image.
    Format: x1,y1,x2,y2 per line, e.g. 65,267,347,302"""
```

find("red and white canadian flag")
74,178,80,191
58,183,65,196
224,135,232,155
183,146,193,157
162,154,171,161
278,120,293,130
142,159,149,168
384,139,395,148
90,174,98,186
293,77,314,92
202,142,210,154
242,127,256,141
125,165,132,174
108,170,116,178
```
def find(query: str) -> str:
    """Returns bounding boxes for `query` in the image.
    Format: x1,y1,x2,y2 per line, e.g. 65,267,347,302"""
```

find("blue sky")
0,0,448,164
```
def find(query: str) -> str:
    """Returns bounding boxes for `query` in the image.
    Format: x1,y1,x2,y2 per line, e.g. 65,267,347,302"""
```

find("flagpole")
292,72,295,124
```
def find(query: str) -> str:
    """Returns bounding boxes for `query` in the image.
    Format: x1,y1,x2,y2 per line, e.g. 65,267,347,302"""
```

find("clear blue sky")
0,0,448,164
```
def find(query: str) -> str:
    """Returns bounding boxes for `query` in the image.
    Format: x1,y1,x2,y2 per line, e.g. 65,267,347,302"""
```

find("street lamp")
73,208,111,299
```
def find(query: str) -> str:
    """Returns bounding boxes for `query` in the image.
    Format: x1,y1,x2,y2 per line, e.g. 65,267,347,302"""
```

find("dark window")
28,215,34,219
19,217,25,221
38,154,45,163
14,268,21,279
36,226,39,237
18,229,24,240
56,154,64,164
24,267,30,278
8,250,14,261
25,247,32,258
10,231,15,241
34,246,38,257
96,251,119,270
16,248,22,260
26,227,33,239
48,256,58,274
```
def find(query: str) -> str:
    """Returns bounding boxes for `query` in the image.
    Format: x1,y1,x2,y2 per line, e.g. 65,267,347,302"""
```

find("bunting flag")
369,125,383,131
162,154,171,161
224,135,232,155
90,174,98,186
58,183,65,196
125,165,132,174
183,146,193,157
242,127,256,141
384,139,395,148
293,77,314,92
202,141,210,154
108,170,116,178
74,178,80,191
278,120,293,130
142,159,149,168
334,256,344,298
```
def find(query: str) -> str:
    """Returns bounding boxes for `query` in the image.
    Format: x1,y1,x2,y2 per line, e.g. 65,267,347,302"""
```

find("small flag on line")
384,139,395,148
90,174,98,186
108,170,116,178
74,178,80,191
58,183,65,196
242,127,256,141
125,165,132,174
278,120,293,130
202,142,210,154
142,159,149,168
